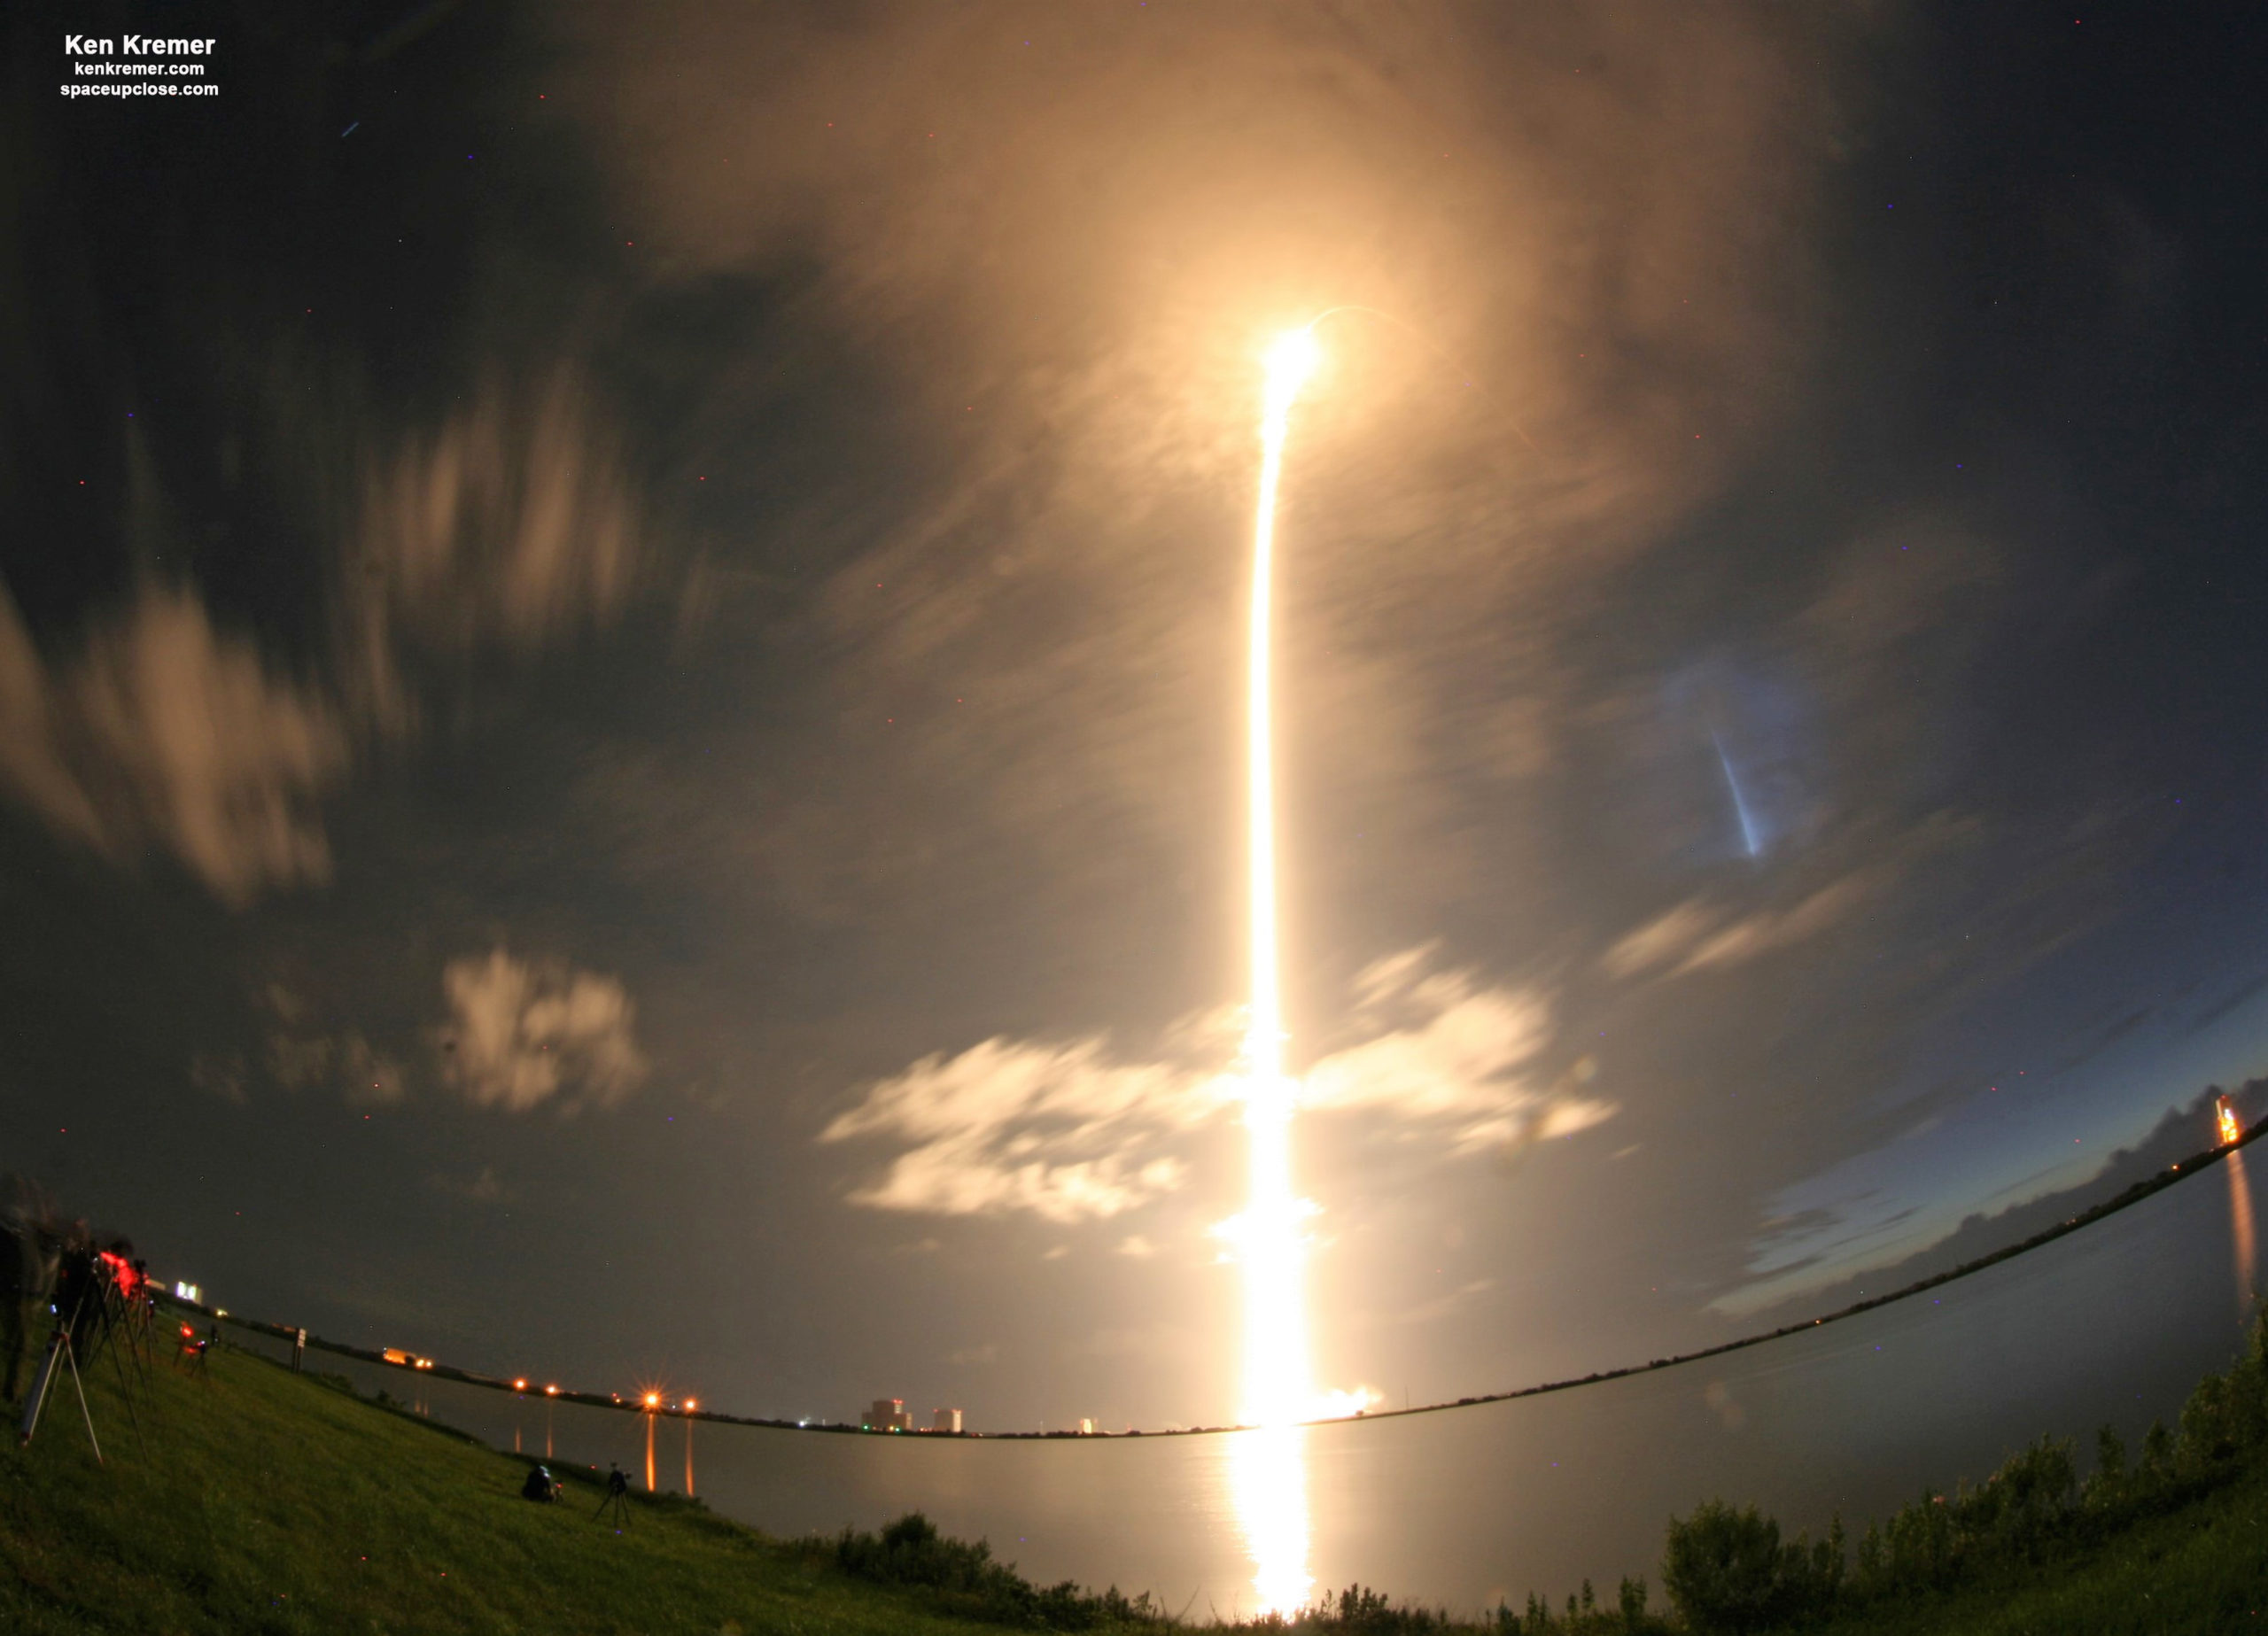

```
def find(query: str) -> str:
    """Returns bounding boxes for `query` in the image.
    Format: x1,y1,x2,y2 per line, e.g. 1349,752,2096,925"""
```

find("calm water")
223,1151,2257,1618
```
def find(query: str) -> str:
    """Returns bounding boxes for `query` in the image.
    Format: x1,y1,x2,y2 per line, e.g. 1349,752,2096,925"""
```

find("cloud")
820,1034,1223,1222
1678,876,1871,973
822,945,1613,1221
1604,902,1722,980
436,948,649,1114
340,372,643,734
188,1050,248,1107
266,1028,407,1106
0,368,647,909
1309,955,1598,1155
536,4,1866,931
431,1166,508,1204
0,584,347,906
1604,872,1874,981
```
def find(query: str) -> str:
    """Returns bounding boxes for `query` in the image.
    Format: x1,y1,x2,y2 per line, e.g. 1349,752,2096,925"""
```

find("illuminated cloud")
1603,901,1723,980
823,946,1613,1221
0,584,347,906
437,947,649,1114
1604,873,1874,981
820,1035,1223,1222
1308,956,1554,1147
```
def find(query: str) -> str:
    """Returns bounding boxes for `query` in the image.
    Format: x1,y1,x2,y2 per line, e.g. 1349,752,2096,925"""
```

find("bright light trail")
1231,327,1323,1617
1242,327,1320,1424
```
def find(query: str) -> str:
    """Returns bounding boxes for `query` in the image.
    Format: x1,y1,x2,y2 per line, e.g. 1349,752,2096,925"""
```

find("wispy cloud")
822,946,1613,1221
267,1028,406,1107
0,370,648,910
0,585,347,906
340,372,642,735
1604,872,1873,981
436,948,649,1114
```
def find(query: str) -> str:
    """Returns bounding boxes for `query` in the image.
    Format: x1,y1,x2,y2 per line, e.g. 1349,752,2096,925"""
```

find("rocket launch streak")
1243,329,1318,1423
1229,329,1322,1616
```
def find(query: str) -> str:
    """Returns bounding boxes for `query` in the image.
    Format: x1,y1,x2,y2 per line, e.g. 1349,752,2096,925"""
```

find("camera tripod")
17,1286,103,1462
594,1464,633,1529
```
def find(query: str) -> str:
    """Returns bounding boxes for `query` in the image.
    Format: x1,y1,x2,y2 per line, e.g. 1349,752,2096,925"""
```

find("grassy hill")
0,1340,1112,1636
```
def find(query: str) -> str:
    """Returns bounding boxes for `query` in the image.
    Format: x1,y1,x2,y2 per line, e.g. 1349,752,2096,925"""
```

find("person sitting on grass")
520,1464,558,1502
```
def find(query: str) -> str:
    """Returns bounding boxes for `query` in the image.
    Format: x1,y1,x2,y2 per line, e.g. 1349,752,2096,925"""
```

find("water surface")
222,1152,2256,1617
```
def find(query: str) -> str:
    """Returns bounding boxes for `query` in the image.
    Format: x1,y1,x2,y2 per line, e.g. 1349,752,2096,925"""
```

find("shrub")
1952,1436,2075,1559
2179,1370,2234,1472
830,1512,1161,1630
1301,1584,1449,1632
2083,1423,2128,1512
1661,1500,1836,1633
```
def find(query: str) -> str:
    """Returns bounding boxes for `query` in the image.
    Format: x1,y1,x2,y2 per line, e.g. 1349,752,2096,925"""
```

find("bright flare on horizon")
1230,327,1324,1617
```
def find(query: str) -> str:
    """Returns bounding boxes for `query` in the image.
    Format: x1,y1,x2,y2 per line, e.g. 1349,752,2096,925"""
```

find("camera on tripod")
18,1233,152,1461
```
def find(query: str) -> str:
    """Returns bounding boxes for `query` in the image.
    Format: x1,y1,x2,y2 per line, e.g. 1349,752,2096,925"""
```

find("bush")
1661,1501,1837,1633
1301,1584,1450,1632
829,1511,1161,1630
1952,1435,2075,1559
1494,1578,1663,1634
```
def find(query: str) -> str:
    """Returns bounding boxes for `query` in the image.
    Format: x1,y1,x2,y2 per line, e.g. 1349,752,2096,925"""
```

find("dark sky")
6,1,2268,1431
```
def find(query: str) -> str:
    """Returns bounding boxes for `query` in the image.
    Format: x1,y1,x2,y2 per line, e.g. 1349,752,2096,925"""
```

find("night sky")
8,2,2268,1433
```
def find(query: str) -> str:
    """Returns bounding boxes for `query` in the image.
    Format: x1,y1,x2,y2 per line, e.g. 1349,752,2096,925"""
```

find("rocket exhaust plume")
1243,327,1319,1422
1229,328,1322,1617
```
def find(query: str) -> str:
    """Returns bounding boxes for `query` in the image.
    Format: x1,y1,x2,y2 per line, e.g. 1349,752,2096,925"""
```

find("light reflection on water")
225,1151,2262,1615
1230,1422,1313,1615
2230,1147,2255,1314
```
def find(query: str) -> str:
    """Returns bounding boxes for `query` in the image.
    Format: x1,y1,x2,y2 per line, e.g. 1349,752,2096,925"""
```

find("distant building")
863,1397,914,1431
929,1407,962,1434
1077,1417,1094,1436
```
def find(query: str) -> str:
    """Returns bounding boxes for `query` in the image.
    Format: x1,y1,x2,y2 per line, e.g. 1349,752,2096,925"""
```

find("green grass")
0,1341,1089,1635
1800,1462,2268,1636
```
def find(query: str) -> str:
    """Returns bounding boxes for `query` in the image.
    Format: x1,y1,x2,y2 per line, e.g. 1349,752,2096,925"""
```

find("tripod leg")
18,1334,59,1446
63,1339,101,1465
105,1331,145,1453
